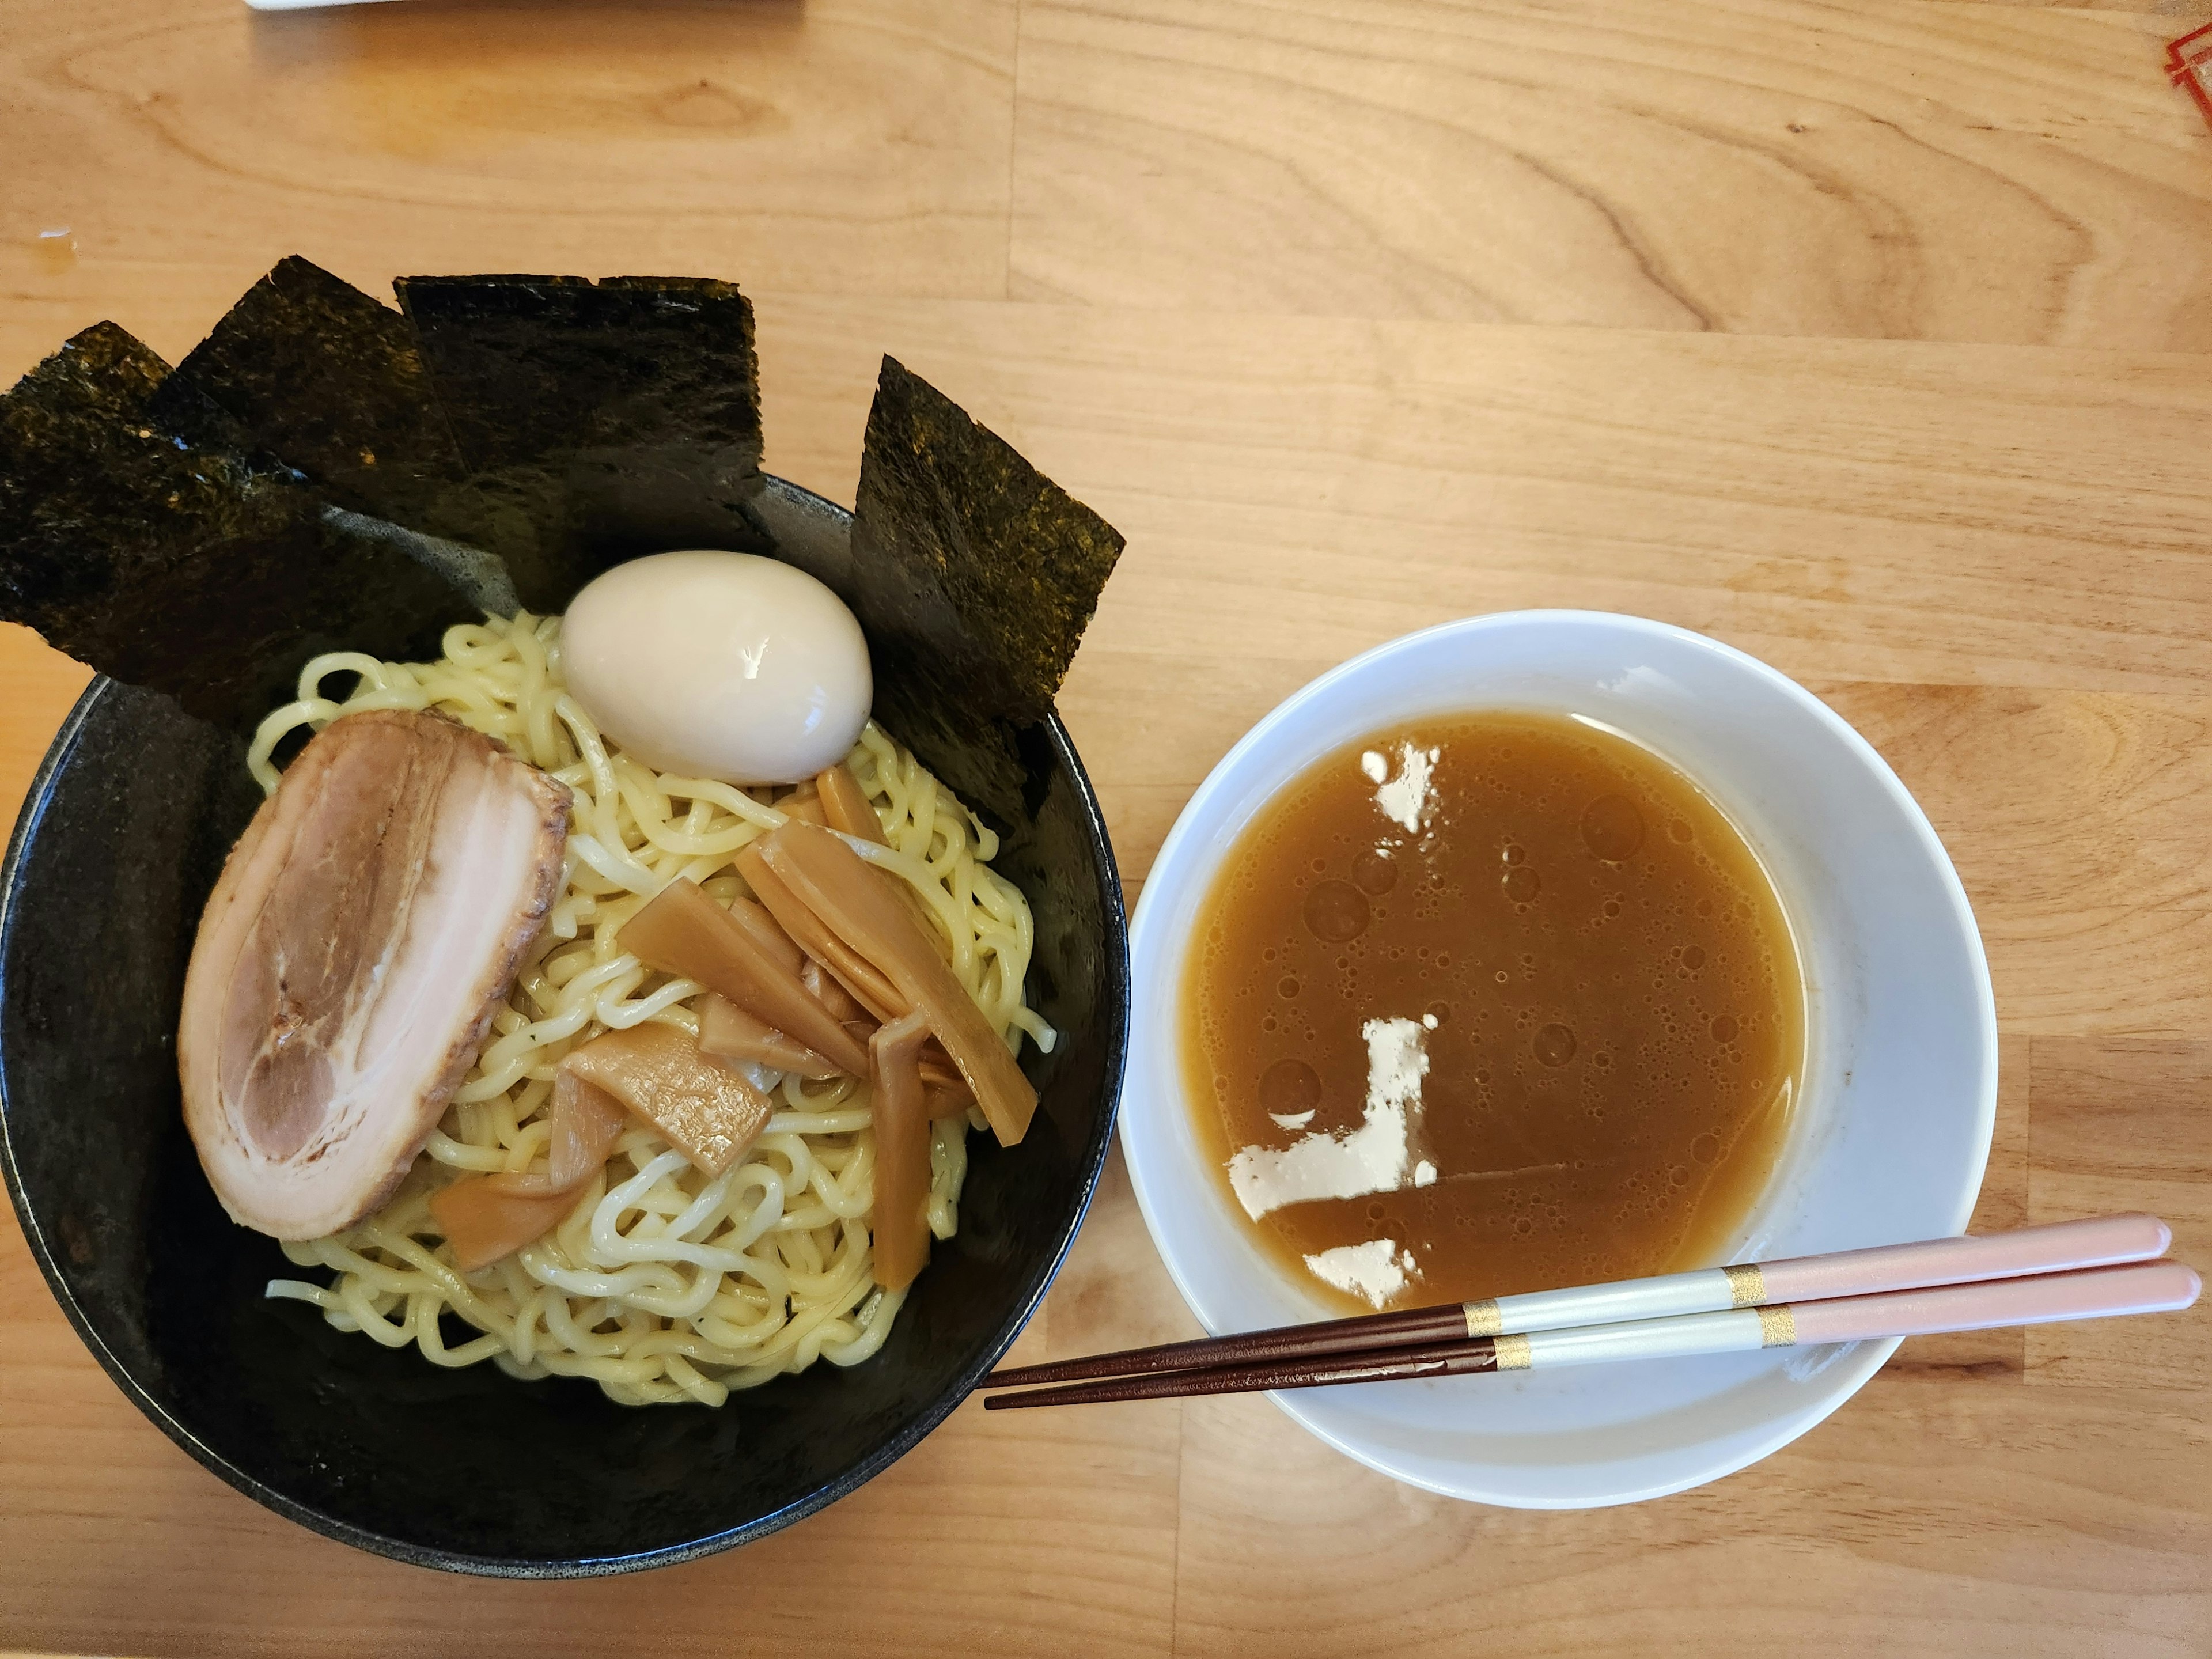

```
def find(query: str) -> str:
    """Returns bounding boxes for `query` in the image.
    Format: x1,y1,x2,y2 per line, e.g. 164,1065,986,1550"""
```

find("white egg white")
560,550,873,785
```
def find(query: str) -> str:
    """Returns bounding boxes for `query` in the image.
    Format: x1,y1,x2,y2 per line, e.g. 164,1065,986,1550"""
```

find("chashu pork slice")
179,708,571,1240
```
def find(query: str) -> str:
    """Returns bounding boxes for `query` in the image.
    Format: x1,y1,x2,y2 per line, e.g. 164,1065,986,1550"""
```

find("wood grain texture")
1819,684,2212,1035
2026,1037,2212,1392
1173,1374,2211,1657
0,0,1019,361
742,297,2212,691
3,0,2210,1649
1012,0,2212,346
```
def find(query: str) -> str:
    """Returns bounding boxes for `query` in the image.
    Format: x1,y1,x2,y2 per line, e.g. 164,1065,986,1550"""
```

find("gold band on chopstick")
1724,1263,1767,1308
1756,1305,1797,1347
1492,1332,1532,1370
1463,1299,1503,1338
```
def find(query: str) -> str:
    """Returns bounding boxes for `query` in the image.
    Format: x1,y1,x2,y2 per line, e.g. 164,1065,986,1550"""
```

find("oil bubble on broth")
1180,711,1805,1313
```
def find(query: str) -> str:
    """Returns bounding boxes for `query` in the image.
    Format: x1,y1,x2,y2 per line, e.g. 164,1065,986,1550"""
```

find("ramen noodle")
258,613,1051,1406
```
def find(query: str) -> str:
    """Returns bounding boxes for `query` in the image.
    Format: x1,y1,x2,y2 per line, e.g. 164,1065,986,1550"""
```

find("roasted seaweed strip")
847,357,1123,824
158,257,481,541
0,323,472,730
397,274,769,609
2,280,1122,774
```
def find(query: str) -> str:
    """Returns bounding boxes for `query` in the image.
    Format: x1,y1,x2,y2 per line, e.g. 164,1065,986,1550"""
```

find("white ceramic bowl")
1120,611,1997,1508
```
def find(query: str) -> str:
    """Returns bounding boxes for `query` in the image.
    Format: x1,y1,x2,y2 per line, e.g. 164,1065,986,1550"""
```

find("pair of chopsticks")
981,1214,2200,1410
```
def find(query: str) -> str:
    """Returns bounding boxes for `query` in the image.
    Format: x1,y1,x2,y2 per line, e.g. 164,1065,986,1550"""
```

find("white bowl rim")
1119,608,1999,1508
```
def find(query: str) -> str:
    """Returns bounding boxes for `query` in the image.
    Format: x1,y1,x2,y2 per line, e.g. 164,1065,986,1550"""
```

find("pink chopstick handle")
1788,1260,2202,1346
1759,1213,2171,1304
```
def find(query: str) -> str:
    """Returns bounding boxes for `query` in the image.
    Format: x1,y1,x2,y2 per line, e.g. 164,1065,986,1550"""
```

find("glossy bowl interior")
0,477,1128,1575
1120,611,1995,1508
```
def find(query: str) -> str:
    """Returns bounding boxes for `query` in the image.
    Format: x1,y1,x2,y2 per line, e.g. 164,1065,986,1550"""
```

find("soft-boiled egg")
560,551,872,785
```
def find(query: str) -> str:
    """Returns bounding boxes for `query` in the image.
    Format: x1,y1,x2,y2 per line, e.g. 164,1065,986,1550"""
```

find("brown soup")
1181,710,1804,1312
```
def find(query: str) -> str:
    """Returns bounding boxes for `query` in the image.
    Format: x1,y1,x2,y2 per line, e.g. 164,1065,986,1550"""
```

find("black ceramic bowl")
0,477,1128,1577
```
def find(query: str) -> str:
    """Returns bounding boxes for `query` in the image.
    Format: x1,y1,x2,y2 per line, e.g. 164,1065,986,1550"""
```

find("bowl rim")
0,474,1132,1577
1119,607,1998,1508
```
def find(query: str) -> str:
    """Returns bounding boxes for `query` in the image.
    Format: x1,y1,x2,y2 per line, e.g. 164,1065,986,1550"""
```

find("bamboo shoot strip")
619,878,870,1077
757,821,1037,1146
870,1011,935,1291
735,842,905,1023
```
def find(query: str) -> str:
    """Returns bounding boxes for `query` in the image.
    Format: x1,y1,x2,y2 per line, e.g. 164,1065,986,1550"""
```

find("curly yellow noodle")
257,613,1052,1407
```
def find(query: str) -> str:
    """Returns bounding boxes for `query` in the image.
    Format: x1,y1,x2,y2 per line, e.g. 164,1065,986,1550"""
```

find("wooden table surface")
4,0,2211,1653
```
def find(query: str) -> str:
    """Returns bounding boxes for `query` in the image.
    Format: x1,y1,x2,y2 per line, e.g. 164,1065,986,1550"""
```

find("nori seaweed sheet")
157,256,488,552
1,277,1121,783
396,274,769,610
849,357,1124,827
0,323,170,620
0,323,472,731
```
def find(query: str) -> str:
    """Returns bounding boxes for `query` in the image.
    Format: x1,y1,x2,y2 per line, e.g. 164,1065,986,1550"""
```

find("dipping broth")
1181,711,1805,1312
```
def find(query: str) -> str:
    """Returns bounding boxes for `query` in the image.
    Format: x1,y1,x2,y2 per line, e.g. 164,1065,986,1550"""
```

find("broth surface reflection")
1181,712,1805,1312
